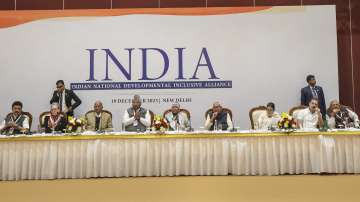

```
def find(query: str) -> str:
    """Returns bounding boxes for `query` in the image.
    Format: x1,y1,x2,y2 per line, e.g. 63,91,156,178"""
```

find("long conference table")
1,130,360,181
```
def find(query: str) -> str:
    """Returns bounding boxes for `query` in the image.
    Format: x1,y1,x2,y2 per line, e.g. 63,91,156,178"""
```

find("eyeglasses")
56,85,64,89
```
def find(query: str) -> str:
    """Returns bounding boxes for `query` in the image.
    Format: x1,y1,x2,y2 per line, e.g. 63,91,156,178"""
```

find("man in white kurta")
0,101,29,135
205,102,233,131
297,99,324,129
164,103,190,131
122,95,151,132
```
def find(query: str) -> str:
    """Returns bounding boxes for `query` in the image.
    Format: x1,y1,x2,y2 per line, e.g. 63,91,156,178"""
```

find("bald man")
85,101,113,132
205,102,233,131
122,95,151,132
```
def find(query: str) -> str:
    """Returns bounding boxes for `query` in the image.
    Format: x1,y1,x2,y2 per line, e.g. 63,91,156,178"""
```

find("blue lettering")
139,48,169,80
86,49,97,81
191,48,219,80
175,48,186,80
103,48,133,81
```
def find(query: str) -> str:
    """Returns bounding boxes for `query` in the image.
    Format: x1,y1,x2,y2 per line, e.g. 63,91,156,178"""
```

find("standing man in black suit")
50,80,82,117
301,75,326,117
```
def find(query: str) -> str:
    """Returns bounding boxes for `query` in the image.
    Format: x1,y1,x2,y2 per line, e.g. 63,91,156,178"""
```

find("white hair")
213,101,221,107
51,102,60,109
132,94,142,103
94,100,103,106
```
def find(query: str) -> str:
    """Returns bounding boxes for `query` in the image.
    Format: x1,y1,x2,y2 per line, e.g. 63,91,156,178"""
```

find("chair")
289,105,307,120
204,108,233,120
23,112,33,131
149,110,155,126
39,111,66,128
249,106,267,129
163,108,191,120
6,112,33,131
85,110,113,118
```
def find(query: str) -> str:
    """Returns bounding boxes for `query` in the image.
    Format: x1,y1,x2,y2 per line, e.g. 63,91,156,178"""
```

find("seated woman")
257,102,280,130
44,103,67,133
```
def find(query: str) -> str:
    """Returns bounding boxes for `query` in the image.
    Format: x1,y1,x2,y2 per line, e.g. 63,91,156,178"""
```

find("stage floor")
0,175,359,202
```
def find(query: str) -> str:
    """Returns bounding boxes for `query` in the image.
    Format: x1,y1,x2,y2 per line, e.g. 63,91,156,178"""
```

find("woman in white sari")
258,102,280,130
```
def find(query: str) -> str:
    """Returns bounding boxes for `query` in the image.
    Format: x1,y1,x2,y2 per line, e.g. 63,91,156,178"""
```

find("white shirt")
61,91,66,111
205,112,233,130
165,111,190,131
0,115,30,131
327,108,360,129
0,120,5,131
122,109,151,128
311,86,318,98
297,108,320,129
0,115,3,130
257,112,280,130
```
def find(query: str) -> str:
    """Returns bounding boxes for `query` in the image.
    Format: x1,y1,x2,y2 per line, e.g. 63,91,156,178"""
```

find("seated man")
327,100,359,129
164,103,191,131
85,101,113,132
257,102,280,130
205,102,233,131
122,95,151,132
297,98,324,129
0,101,29,135
43,103,67,133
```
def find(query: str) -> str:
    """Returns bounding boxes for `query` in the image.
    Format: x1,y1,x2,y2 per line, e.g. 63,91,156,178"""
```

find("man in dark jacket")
204,101,233,131
50,80,82,117
301,75,326,117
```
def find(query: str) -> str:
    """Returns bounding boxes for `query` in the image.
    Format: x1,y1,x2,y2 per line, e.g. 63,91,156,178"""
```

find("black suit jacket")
43,115,67,133
301,85,326,116
50,89,82,116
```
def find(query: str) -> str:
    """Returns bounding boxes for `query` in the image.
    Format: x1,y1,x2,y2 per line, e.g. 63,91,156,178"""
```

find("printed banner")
0,6,338,130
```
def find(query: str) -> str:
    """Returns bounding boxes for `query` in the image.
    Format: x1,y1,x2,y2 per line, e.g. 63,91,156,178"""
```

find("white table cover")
0,132,360,180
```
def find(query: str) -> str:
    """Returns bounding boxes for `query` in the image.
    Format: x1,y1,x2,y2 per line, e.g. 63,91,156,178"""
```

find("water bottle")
8,127,14,135
176,122,179,132
218,123,223,131
321,117,329,132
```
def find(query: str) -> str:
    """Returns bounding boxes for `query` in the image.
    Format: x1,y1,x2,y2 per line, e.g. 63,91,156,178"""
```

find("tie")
95,116,101,131
59,93,63,111
311,87,318,98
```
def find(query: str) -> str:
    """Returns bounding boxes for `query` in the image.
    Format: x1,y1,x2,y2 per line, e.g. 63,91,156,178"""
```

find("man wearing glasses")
50,80,82,117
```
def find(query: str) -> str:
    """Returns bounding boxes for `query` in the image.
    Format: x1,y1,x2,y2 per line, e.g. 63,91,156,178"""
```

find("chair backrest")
23,112,33,131
289,105,307,120
39,111,66,128
149,110,154,126
6,112,33,131
204,108,233,120
39,111,50,128
342,105,353,111
249,106,267,129
85,110,113,118
163,108,191,120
